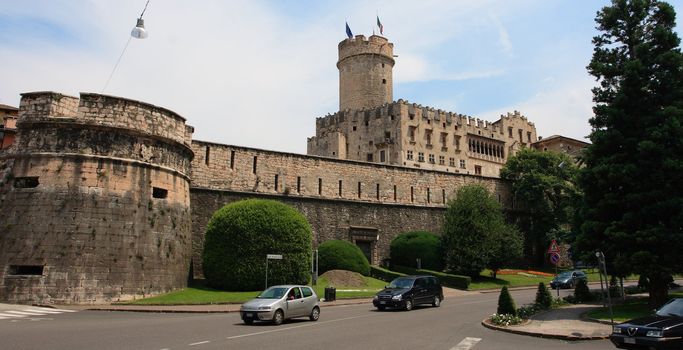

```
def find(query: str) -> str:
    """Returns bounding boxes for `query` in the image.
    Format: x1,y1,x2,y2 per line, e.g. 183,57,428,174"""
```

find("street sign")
549,252,560,265
266,254,283,260
547,239,560,253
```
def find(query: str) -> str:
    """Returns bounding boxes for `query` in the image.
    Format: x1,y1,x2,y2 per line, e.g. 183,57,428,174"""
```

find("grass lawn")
124,276,385,305
468,269,553,290
586,292,683,322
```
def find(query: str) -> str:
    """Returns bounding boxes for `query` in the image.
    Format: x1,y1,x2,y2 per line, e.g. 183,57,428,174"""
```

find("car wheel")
404,299,413,311
273,310,284,325
243,318,254,325
432,296,441,307
309,306,320,322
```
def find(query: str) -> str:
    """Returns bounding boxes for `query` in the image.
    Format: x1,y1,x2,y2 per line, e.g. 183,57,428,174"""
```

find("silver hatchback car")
240,285,320,325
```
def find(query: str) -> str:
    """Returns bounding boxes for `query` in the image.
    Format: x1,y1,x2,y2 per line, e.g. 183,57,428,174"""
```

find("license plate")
379,301,386,305
624,338,636,344
246,313,254,317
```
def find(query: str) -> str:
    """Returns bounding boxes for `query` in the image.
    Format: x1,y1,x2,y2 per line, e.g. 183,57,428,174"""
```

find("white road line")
189,341,210,346
450,337,482,350
0,312,29,318
4,311,48,316
226,314,376,340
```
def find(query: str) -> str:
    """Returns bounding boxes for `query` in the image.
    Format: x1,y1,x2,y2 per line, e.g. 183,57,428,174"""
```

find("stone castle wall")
189,140,512,277
0,92,194,304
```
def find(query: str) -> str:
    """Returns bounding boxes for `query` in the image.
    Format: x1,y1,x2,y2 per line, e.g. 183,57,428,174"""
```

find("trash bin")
324,287,336,302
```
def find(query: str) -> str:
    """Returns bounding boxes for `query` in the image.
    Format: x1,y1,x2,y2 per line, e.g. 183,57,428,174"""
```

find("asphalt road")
0,288,617,350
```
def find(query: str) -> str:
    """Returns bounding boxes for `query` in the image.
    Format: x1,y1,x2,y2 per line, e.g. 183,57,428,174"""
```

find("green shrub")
497,286,517,316
202,199,312,291
535,282,552,309
370,266,406,282
574,279,593,303
390,231,443,270
391,265,471,290
318,240,370,276
516,304,541,319
490,313,522,326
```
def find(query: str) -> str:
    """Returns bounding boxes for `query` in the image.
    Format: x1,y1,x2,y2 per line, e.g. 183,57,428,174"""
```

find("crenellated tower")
338,35,394,111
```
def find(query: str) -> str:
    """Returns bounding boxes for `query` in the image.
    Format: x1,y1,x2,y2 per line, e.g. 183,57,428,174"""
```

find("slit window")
410,186,414,202
376,183,380,200
393,185,397,201
297,176,301,193
318,178,322,195
152,187,168,199
9,265,44,276
339,180,343,197
253,156,258,174
230,150,235,169
427,188,431,203
205,146,210,165
274,175,279,192
358,182,362,198
14,177,39,188
442,189,446,204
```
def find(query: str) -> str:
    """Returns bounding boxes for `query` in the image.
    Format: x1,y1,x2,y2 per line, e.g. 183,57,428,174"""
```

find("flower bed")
495,269,554,277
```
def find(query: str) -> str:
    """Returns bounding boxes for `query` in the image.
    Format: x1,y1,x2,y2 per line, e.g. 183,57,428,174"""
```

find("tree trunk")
648,275,670,308
493,270,497,279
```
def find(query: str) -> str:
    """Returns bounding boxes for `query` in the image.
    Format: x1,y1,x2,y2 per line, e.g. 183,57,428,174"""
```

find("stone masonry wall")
0,92,194,304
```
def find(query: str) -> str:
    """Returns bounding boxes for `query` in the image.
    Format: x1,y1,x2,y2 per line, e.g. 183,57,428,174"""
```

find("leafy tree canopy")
500,148,580,265
578,0,683,307
442,185,521,278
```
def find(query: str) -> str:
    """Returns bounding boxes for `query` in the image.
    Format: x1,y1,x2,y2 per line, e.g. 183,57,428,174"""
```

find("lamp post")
596,251,614,325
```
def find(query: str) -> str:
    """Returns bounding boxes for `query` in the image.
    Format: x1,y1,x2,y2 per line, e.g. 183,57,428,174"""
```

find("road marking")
0,312,29,318
226,314,376,340
189,340,210,346
450,337,482,350
4,310,48,316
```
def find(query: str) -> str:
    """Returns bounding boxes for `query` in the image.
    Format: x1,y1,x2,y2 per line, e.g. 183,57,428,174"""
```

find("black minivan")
373,275,444,311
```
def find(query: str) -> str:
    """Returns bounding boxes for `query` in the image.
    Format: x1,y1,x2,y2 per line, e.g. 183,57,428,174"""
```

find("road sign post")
548,240,561,297
265,254,283,289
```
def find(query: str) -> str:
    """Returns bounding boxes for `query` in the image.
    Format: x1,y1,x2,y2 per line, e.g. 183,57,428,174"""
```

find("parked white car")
240,285,320,325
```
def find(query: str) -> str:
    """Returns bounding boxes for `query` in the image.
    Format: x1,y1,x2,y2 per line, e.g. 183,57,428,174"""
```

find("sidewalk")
482,304,612,340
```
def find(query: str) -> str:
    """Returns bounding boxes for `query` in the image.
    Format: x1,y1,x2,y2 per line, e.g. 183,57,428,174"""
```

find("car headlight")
646,330,663,337
373,295,378,301
612,326,622,334
258,306,272,310
391,294,402,301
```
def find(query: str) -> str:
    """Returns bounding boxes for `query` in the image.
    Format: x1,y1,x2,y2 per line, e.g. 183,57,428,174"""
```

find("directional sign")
266,254,283,260
547,239,560,253
549,252,561,266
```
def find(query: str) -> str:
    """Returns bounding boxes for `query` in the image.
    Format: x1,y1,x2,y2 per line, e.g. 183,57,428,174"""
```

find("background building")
0,104,18,149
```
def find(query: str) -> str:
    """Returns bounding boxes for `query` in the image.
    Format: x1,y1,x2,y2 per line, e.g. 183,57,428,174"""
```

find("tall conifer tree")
578,0,683,306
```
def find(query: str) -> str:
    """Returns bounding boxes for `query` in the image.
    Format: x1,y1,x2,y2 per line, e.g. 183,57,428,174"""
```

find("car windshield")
656,299,683,317
388,278,414,289
556,272,572,279
257,287,288,299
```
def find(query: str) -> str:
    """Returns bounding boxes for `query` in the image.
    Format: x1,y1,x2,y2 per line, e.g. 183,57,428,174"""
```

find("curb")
80,298,372,314
481,318,609,341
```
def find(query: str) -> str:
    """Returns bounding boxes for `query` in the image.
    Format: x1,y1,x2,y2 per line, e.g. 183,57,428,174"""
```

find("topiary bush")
535,282,552,309
202,199,312,291
574,279,593,303
389,231,443,270
497,286,517,316
318,240,370,276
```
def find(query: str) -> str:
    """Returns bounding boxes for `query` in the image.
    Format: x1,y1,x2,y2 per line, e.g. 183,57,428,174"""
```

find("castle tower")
0,92,195,304
338,35,394,111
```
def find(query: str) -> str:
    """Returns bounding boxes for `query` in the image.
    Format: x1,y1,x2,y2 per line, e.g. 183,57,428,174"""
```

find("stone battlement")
19,92,194,148
312,99,534,137
337,35,395,66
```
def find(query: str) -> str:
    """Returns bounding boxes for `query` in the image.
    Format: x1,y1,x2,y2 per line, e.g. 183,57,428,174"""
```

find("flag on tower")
376,16,384,35
345,22,353,38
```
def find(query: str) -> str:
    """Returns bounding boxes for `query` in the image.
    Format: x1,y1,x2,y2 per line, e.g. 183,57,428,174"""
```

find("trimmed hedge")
202,199,312,291
318,240,370,276
535,282,552,309
392,265,471,290
390,231,443,270
370,265,406,282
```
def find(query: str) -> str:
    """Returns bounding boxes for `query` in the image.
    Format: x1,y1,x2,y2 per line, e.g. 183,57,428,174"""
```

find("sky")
1,1,682,154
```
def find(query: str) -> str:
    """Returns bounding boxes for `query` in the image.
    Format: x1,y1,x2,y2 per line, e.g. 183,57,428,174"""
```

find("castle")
0,35,573,304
